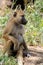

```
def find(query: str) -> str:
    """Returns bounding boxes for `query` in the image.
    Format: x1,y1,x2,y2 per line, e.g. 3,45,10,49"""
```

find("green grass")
0,49,17,65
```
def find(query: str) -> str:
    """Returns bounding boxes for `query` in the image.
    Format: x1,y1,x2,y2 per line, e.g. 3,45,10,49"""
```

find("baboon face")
13,9,27,25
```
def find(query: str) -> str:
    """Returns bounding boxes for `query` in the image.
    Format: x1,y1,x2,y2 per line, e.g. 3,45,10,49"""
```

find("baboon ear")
13,12,17,17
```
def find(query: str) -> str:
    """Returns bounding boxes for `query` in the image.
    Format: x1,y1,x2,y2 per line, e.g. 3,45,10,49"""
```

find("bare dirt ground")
24,46,43,65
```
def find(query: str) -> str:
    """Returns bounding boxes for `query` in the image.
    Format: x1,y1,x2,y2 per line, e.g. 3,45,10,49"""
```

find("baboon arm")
17,46,23,65
23,39,28,50
3,34,19,44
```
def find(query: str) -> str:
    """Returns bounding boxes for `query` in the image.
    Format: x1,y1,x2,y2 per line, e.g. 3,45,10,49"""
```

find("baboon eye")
13,12,17,17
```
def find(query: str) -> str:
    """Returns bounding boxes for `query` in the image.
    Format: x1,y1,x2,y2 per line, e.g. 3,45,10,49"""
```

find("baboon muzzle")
21,17,27,25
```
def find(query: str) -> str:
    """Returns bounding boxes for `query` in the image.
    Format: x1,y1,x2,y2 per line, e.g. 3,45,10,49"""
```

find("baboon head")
13,6,27,25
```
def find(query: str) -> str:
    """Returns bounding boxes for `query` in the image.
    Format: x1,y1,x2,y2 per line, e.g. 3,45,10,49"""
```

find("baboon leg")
7,35,20,51
3,40,15,56
3,35,19,54
17,46,23,65
3,40,11,54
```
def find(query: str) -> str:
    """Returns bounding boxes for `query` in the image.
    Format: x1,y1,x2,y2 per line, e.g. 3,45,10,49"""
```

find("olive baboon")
6,0,35,10
2,7,28,57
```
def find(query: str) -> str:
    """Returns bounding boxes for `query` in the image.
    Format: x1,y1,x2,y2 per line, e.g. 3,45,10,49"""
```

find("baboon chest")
10,24,24,43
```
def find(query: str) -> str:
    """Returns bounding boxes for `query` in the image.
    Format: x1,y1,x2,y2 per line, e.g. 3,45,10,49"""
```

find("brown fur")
2,8,23,54
3,7,28,57
2,7,28,65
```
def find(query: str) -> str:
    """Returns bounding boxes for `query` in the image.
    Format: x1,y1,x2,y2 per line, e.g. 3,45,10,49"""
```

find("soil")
24,46,43,65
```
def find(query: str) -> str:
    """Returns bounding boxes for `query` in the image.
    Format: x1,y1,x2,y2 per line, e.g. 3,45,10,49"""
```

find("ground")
0,45,43,65
24,46,43,65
